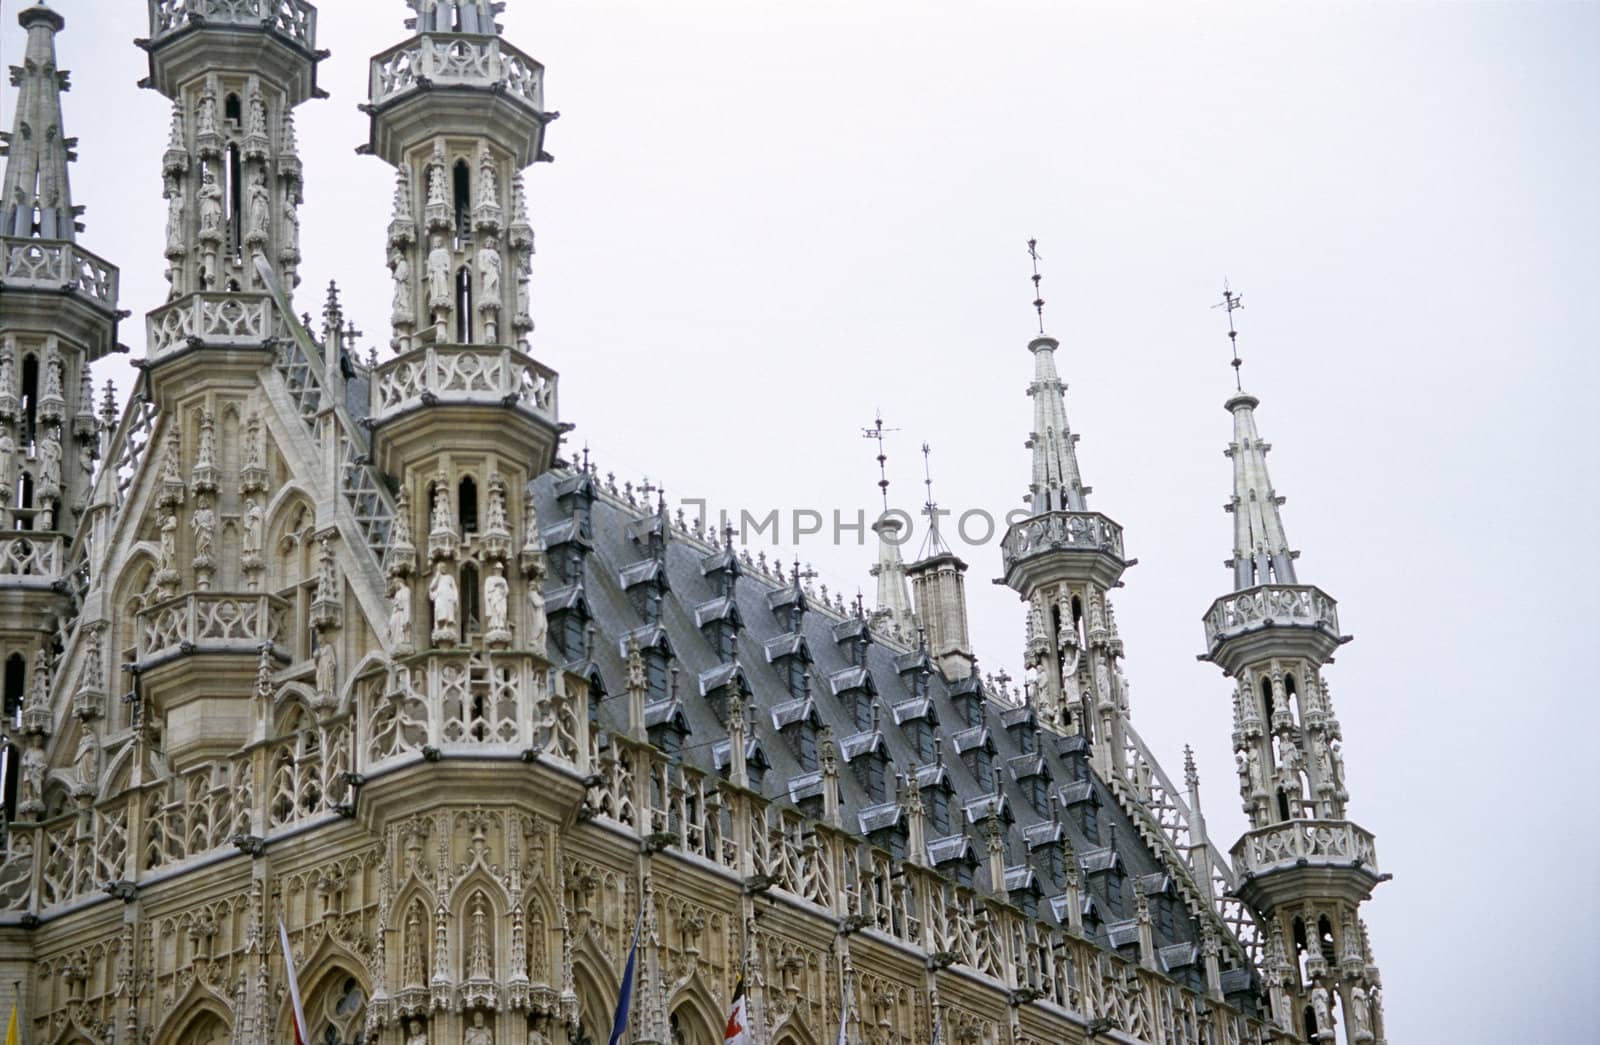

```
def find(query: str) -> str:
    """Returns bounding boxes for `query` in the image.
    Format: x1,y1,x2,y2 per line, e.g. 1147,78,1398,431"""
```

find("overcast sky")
5,1,1597,1040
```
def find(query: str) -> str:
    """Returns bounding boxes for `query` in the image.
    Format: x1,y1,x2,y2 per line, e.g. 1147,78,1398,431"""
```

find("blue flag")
607,914,643,1045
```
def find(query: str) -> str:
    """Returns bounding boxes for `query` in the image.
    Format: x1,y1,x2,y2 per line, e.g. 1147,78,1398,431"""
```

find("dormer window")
1104,866,1124,919
646,703,688,758
765,633,812,700
926,784,952,834
773,698,821,772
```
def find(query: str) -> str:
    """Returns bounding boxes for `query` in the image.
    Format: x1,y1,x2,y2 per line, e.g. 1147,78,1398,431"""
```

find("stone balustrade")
370,344,558,423
1202,583,1340,649
135,592,289,664
0,236,119,310
370,32,544,110
1231,818,1379,878
145,292,282,358
147,0,317,49
0,535,64,585
1000,510,1125,573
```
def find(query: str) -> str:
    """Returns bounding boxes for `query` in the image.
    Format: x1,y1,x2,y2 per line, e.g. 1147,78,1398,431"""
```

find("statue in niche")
164,175,186,255
426,235,452,310
404,1018,427,1045
314,641,337,710
515,251,532,322
242,498,264,556
388,579,414,651
73,728,100,795
192,499,216,562
281,186,300,255
390,248,413,324
38,435,62,501
1311,984,1333,1038
484,478,508,536
41,351,62,407
195,84,218,139
247,168,272,243
198,167,224,238
429,563,458,639
248,91,268,140
477,239,502,308
0,430,14,505
159,512,179,573
525,578,547,654
1348,984,1374,1039
0,351,13,410
484,564,509,637
464,1011,492,1045
429,479,454,539
18,744,45,815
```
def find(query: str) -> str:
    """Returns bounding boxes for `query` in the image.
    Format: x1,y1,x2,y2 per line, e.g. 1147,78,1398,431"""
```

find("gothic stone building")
0,3,1389,1044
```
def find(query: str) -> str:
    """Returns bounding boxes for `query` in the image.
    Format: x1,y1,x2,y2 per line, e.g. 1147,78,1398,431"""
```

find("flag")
4,1000,18,1045
722,971,750,1045
278,920,307,1045
606,914,642,1045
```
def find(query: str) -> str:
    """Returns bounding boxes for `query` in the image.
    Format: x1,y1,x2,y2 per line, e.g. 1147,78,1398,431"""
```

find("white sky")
5,1,1597,1039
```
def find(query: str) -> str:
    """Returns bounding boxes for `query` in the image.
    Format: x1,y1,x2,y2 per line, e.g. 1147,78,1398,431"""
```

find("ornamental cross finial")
1028,238,1047,335
1212,281,1245,390
861,411,901,514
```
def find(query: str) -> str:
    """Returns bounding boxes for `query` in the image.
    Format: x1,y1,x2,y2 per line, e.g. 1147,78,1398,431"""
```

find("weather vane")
1028,238,1046,335
1212,281,1245,390
861,411,901,514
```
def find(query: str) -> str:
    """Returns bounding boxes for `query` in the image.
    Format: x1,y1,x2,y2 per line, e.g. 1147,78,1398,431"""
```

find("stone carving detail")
429,563,458,644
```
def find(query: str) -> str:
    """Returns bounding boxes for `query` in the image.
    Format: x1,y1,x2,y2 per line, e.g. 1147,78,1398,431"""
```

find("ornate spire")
1022,241,1090,516
2,5,78,240
1219,293,1297,589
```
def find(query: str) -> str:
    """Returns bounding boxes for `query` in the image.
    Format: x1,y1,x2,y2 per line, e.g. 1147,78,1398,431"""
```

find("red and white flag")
278,919,308,1045
723,971,750,1045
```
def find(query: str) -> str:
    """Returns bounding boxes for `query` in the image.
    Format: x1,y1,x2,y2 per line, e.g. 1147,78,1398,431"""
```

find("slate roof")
526,469,1220,960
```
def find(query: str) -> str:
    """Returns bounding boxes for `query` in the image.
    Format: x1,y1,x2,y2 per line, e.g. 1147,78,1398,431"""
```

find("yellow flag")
4,1002,17,1045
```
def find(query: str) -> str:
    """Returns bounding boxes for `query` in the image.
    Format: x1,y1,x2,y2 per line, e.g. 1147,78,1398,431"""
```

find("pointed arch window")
20,354,37,449
455,267,473,342
458,476,479,533
460,562,480,640
225,144,243,259
452,159,471,250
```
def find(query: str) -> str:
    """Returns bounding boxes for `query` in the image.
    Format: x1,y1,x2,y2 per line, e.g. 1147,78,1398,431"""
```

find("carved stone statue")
1348,984,1374,1040
314,641,337,710
1311,984,1333,1039
38,433,62,502
429,564,458,640
242,498,264,556
165,175,186,255
0,431,14,505
427,235,452,310
198,167,224,239
404,1018,427,1045
388,579,414,651
248,91,268,141
159,512,179,573
526,573,547,653
195,83,218,139
390,249,413,324
192,501,216,562
515,252,532,321
18,743,46,815
73,729,100,795
484,564,509,637
247,168,272,243
477,241,502,308
464,1010,492,1045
